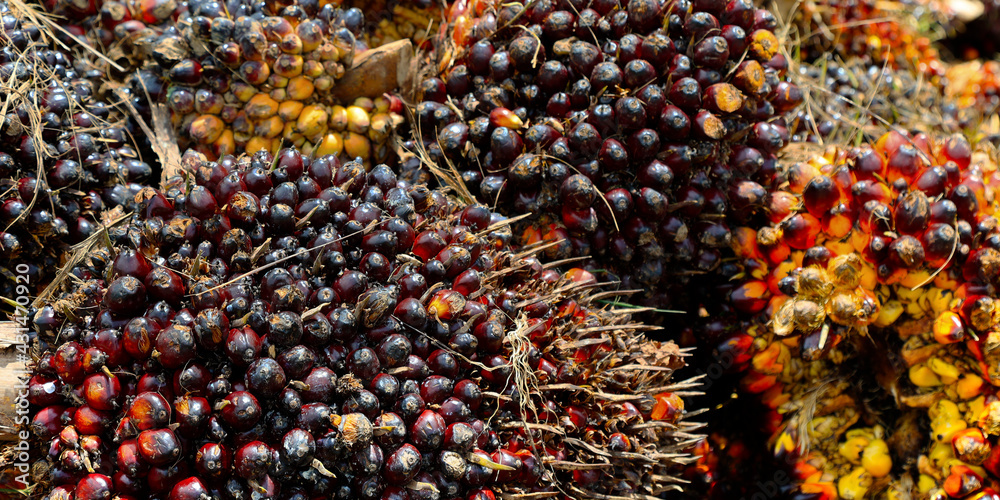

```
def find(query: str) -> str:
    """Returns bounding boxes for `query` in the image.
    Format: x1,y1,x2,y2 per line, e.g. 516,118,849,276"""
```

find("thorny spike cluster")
402,0,803,309
715,131,1000,497
0,0,154,304
23,147,701,500
47,0,405,162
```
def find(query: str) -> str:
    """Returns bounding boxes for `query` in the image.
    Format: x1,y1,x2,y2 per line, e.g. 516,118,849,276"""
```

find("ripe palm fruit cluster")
0,1,154,302
406,0,804,308
49,0,404,162
718,130,1000,497
789,0,947,77
24,147,700,500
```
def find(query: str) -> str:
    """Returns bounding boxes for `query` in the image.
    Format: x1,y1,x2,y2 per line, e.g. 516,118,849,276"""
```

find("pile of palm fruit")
12,0,1000,498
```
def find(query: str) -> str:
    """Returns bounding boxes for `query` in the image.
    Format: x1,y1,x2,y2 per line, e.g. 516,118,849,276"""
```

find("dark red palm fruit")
886,144,927,183
558,174,596,212
75,474,113,500
451,269,481,297
234,441,273,479
410,410,447,450
117,439,147,477
195,442,230,479
105,276,147,314
780,213,821,250
193,308,229,350
348,347,381,382
153,324,196,369
277,345,316,380
894,190,930,235
301,367,337,403
668,77,702,112
464,449,495,486
220,391,262,431
394,298,428,330
137,428,182,466
438,398,472,425
371,373,401,405
332,270,368,303
385,443,422,484
91,328,128,367
127,391,172,431
922,223,958,267
73,406,110,435
888,235,925,269
148,462,191,493
277,428,315,468
573,468,603,485
123,317,161,360
426,350,459,380
374,412,407,448
801,175,838,217
491,449,522,482
174,396,211,436
453,380,483,411
83,372,122,411
225,326,262,366
598,138,630,172
941,134,972,170
419,376,454,405
267,311,303,347
31,405,68,440
27,374,62,407
145,267,186,305
376,334,412,368
113,248,154,279
169,477,211,500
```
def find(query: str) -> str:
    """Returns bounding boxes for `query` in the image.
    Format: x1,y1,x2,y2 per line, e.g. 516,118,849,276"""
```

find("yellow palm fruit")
286,76,315,101
904,299,926,318
346,105,371,134
930,400,962,427
860,439,891,477
278,101,304,122
970,396,987,422
296,105,329,140
932,418,968,442
909,363,942,387
329,105,349,131
343,132,370,161
213,130,236,158
929,288,954,314
837,467,872,500
246,136,275,155
838,435,870,463
314,133,344,157
899,269,932,289
928,440,955,469
927,357,960,384
189,115,225,144
896,286,924,303
873,300,904,327
957,374,986,400
918,474,936,493
246,93,280,120
255,116,284,139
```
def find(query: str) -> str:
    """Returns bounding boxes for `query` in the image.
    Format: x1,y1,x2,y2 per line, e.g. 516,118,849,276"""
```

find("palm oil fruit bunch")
789,0,947,77
405,0,803,309
51,0,404,162
717,130,1000,497
24,146,699,500
0,0,154,303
